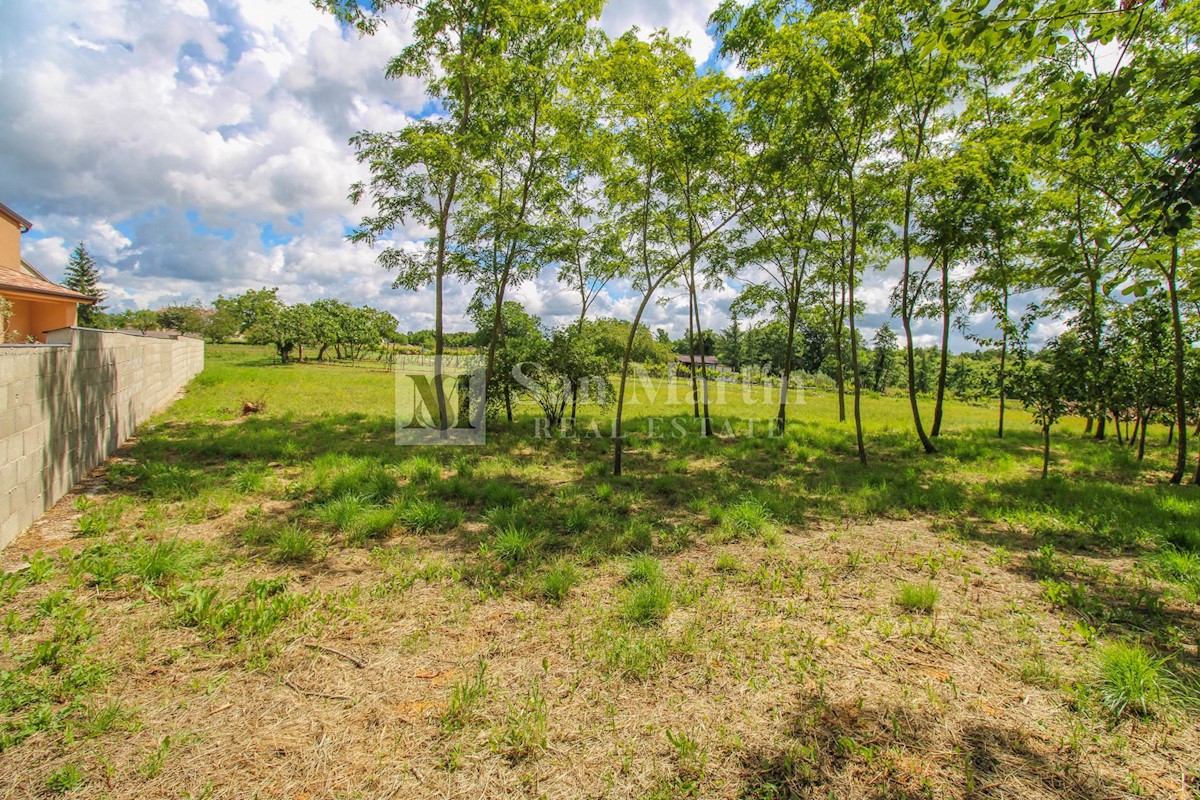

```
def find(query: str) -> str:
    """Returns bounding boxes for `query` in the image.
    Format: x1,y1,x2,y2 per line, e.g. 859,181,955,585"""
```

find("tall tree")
456,2,598,396
880,0,961,453
598,31,758,475
63,243,105,326
726,109,833,433
915,144,989,436
718,0,895,464
325,0,532,430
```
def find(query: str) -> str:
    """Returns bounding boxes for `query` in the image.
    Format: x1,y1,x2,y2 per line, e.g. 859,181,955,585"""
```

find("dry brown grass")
2,468,1198,800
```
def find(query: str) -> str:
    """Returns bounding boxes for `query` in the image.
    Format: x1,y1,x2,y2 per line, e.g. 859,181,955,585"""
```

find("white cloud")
0,0,1023,354
600,0,722,64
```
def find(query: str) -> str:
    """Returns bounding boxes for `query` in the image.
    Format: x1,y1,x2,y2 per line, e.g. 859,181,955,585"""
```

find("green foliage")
619,579,672,627
1092,642,1172,718
713,497,778,543
442,659,489,733
44,763,84,794
395,497,462,533
128,539,206,585
537,560,580,605
489,525,542,566
270,526,320,563
896,581,940,613
623,554,664,585
63,242,105,324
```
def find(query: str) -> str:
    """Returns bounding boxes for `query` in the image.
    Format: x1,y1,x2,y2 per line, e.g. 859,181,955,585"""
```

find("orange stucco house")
0,202,95,343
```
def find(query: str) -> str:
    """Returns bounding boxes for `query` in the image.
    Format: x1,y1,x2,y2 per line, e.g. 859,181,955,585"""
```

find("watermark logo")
394,354,487,445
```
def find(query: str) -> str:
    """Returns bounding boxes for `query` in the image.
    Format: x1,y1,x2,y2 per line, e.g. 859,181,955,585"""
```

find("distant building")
0,202,95,343
674,353,728,375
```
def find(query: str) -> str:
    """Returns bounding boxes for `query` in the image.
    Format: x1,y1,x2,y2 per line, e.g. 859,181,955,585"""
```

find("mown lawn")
1,344,1198,799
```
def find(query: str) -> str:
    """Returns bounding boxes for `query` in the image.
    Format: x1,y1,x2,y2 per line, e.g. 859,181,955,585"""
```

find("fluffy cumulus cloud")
0,0,1008,348
0,0,423,312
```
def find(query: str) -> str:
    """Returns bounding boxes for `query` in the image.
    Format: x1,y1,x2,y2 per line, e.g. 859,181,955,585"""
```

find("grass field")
2,344,1199,798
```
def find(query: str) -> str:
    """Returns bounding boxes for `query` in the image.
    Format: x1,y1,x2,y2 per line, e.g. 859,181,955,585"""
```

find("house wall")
4,296,31,341
0,217,19,271
1,295,78,343
0,328,204,549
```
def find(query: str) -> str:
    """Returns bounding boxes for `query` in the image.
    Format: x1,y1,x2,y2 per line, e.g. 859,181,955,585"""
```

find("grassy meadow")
1,344,1199,798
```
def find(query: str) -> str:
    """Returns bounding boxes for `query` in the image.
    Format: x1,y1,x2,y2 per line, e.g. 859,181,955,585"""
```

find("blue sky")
0,0,1050,347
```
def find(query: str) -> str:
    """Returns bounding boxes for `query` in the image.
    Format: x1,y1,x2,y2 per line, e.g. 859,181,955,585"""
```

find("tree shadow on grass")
118,405,1200,655
739,694,1124,800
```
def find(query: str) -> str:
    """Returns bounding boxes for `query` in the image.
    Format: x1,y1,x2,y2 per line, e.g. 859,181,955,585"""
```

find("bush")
538,560,579,605
270,526,320,563
896,581,939,613
1093,641,1172,717
624,555,664,585
490,525,541,566
713,497,777,543
620,580,672,626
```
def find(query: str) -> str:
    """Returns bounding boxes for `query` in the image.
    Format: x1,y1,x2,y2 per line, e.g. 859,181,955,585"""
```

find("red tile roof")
0,268,95,303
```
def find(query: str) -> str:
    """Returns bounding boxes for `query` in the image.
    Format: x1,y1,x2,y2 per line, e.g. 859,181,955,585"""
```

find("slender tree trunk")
835,278,847,423
997,287,1009,439
1168,421,1174,446
1041,424,1050,479
613,293,656,476
1166,239,1188,484
900,180,935,453
570,307,585,425
777,298,799,435
848,190,866,465
1113,409,1125,445
686,218,713,437
932,249,950,437
686,288,700,420
1137,408,1148,461
485,281,508,387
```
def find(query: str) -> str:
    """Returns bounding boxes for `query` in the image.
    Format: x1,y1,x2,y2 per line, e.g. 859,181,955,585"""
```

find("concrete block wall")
0,328,204,549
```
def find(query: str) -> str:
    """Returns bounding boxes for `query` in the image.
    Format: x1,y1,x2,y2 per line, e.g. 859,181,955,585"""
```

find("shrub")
624,555,664,585
620,580,672,626
896,581,939,613
490,525,541,566
1093,641,1172,717
270,525,320,563
538,560,579,605
713,497,777,543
